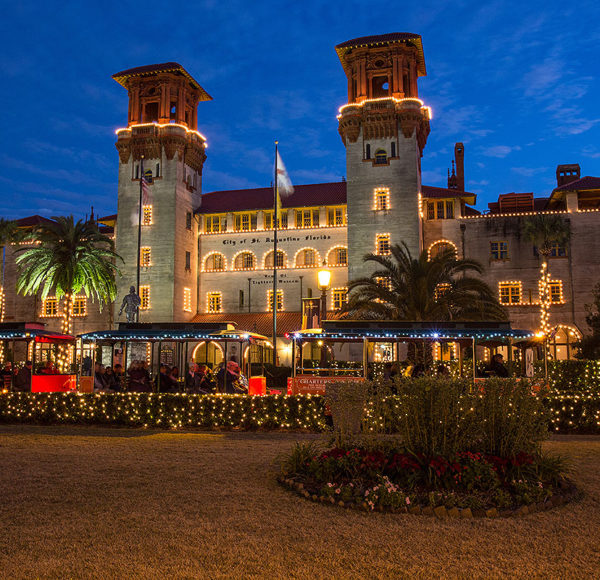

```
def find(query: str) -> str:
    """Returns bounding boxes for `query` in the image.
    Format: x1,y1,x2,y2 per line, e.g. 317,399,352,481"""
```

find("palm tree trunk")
539,258,551,335
58,293,74,372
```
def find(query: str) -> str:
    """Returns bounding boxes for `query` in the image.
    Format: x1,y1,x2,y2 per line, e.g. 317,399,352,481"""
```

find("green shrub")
473,378,549,457
372,376,479,456
537,360,600,393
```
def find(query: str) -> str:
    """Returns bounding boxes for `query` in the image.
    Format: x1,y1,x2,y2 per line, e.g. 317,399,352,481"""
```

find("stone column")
159,83,169,123
177,84,185,125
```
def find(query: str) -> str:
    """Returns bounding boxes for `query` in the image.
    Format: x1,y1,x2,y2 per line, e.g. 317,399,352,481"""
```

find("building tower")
336,33,431,281
113,62,211,322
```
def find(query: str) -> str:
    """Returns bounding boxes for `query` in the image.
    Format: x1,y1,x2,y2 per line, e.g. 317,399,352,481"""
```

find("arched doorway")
192,341,224,369
548,325,581,360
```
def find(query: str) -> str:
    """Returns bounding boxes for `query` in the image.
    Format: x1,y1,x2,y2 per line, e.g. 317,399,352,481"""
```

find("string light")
338,96,426,114
201,251,227,272
0,286,5,363
115,122,208,143
373,187,391,211
139,286,151,310
1,388,597,434
375,234,391,255
183,288,192,313
293,247,321,268
427,239,458,260
207,291,222,313
539,263,552,336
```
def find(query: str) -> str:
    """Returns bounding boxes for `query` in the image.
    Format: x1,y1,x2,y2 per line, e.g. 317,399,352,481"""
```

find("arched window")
264,250,286,269
233,251,256,270
295,248,317,268
375,149,387,165
548,325,581,360
204,252,226,272
428,240,458,260
327,247,348,266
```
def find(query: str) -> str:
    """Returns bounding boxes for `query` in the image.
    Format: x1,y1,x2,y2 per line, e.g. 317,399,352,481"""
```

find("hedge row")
541,360,600,393
0,393,327,430
1,392,600,434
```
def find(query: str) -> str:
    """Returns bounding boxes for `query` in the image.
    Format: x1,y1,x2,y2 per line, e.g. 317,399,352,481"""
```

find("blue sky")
1,0,599,219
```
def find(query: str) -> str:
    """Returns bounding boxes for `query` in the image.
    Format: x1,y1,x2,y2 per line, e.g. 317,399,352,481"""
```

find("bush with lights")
538,360,600,393
279,377,576,514
0,393,327,430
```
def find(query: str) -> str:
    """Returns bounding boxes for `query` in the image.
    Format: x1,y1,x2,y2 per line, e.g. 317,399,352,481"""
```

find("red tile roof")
195,182,347,214
554,176,600,192
421,185,476,204
191,312,303,337
336,33,426,76
487,193,549,214
463,205,481,216
112,62,211,100
15,215,54,228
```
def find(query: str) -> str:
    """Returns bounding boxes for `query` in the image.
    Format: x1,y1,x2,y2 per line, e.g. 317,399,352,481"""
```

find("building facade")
3,34,600,364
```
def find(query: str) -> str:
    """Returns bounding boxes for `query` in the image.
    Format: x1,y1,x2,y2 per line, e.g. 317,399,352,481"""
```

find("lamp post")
317,265,331,371
317,265,331,327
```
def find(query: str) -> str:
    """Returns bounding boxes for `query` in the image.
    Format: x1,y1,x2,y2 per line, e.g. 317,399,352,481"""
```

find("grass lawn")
0,426,599,579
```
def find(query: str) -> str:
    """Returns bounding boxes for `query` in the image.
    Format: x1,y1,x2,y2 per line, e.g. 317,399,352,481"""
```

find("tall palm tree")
523,214,571,335
16,216,122,369
340,242,507,321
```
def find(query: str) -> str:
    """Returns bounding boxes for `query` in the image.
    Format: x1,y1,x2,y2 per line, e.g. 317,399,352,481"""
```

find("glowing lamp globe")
317,268,331,291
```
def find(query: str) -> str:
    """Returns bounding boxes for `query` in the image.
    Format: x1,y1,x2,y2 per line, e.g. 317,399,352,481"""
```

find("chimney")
556,164,580,187
454,143,465,191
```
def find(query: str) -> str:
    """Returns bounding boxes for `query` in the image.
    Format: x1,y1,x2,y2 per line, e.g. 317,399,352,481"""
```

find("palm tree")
523,215,571,335
15,216,122,369
340,242,507,321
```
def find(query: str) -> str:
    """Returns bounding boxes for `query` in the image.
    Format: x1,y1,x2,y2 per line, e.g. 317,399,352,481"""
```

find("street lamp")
317,264,331,325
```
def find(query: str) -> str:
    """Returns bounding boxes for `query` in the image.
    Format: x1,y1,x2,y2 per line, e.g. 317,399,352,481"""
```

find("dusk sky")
1,0,599,219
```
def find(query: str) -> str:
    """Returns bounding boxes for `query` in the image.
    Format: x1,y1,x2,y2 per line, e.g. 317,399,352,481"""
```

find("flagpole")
136,155,144,323
272,142,278,367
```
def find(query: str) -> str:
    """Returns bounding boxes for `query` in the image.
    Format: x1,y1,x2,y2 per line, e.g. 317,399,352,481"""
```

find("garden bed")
277,444,578,517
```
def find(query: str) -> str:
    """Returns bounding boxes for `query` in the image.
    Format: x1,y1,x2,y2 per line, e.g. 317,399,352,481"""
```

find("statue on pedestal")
119,286,141,323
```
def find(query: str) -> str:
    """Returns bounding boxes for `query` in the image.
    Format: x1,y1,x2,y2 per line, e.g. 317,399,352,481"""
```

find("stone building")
3,33,599,364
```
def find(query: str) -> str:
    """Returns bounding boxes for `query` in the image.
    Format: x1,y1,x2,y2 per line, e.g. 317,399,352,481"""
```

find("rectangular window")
499,282,521,305
427,200,454,219
207,292,222,313
185,251,191,270
549,281,563,304
140,247,151,267
142,205,153,226
332,288,348,310
205,214,226,233
183,288,192,312
374,188,390,211
239,290,244,308
264,211,288,230
295,208,319,228
72,296,87,317
434,283,451,301
41,297,59,317
234,212,257,232
376,234,391,255
549,243,567,258
327,206,346,226
267,289,283,311
427,202,435,220
186,212,192,230
490,241,509,261
375,277,392,291
140,286,151,310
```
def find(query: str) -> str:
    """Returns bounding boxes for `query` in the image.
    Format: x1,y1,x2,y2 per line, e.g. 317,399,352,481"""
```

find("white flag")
276,151,294,198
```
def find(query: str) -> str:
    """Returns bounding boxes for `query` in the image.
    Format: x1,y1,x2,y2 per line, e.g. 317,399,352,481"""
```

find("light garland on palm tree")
539,262,552,336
